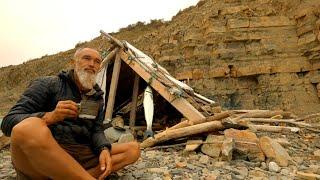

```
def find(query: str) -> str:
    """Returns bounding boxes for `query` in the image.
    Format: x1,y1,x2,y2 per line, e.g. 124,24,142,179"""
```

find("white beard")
75,66,97,90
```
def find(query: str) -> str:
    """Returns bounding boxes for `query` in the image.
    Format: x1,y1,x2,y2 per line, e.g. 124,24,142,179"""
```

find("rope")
147,72,157,86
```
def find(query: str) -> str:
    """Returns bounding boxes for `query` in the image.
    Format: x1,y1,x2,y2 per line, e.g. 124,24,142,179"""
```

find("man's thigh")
10,118,49,179
11,142,47,179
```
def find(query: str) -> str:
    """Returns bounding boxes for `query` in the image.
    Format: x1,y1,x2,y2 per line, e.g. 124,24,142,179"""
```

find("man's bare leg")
88,142,140,178
11,117,94,180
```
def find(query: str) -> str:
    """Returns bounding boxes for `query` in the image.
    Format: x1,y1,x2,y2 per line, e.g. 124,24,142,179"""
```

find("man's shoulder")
28,75,62,90
32,75,60,84
34,70,69,82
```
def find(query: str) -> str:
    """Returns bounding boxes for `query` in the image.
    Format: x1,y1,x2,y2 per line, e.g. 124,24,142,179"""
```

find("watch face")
101,146,110,152
78,100,99,120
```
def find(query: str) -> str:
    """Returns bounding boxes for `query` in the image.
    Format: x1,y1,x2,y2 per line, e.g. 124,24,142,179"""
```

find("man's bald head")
73,48,102,62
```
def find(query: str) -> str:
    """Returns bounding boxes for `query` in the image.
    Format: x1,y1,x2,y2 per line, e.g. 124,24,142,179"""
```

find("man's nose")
87,59,95,67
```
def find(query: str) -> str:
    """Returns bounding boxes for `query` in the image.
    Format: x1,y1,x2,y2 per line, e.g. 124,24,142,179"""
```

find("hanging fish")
143,86,154,139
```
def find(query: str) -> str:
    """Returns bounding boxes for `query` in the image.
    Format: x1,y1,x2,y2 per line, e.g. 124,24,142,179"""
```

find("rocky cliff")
1,0,320,115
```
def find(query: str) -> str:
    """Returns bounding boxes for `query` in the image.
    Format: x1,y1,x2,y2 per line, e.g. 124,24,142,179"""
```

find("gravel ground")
0,128,319,180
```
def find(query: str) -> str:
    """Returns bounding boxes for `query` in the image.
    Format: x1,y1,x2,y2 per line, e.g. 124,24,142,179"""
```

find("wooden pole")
132,125,164,131
249,125,300,133
169,111,232,130
295,112,320,121
232,110,294,121
99,47,119,70
100,30,125,49
140,121,224,148
104,51,122,123
242,118,311,127
129,74,140,129
232,110,272,113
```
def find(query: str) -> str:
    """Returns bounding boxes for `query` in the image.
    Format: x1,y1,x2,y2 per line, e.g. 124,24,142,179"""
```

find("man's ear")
70,59,75,65
67,59,76,68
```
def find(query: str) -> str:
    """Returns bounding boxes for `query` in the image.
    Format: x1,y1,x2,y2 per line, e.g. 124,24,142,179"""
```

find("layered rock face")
1,0,320,115
134,0,320,115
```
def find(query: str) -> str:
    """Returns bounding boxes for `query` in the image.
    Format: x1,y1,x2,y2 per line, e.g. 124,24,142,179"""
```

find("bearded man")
1,48,140,179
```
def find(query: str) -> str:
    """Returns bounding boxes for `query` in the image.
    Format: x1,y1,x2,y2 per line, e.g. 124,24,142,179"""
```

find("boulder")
259,136,291,167
201,135,224,158
118,133,135,143
224,129,265,162
104,127,128,143
185,140,203,151
221,137,234,161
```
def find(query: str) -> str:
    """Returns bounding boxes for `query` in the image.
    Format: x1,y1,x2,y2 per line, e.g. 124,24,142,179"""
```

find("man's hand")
98,149,112,180
43,100,78,125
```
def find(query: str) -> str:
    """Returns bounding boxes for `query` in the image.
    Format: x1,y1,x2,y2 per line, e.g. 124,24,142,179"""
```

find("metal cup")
78,100,99,120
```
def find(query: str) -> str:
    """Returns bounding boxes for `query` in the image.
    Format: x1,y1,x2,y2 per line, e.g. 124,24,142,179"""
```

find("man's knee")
127,142,140,162
11,117,51,148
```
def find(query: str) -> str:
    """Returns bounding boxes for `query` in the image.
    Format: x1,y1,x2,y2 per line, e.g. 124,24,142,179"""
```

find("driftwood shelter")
95,31,317,150
96,31,219,145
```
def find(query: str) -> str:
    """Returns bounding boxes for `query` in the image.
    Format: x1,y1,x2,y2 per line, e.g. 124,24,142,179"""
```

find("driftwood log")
100,30,125,49
232,110,295,120
129,74,140,129
295,112,320,121
104,52,122,122
232,110,271,113
241,118,311,127
141,110,304,148
169,111,232,130
140,121,224,148
99,47,118,69
132,125,164,131
249,125,300,133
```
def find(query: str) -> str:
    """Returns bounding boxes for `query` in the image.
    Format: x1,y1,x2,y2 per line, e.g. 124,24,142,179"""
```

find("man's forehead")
77,48,101,58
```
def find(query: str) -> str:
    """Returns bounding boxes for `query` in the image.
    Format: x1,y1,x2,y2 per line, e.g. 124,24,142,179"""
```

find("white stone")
199,155,210,164
314,149,320,157
269,162,280,172
118,133,134,143
280,168,290,176
104,127,125,143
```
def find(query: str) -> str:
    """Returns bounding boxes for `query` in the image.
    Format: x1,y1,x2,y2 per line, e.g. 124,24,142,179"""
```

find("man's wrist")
42,112,54,125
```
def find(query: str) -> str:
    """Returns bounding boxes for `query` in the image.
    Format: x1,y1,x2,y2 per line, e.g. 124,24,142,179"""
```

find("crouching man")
1,48,140,179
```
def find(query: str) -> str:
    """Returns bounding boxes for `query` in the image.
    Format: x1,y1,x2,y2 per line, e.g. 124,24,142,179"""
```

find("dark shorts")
59,143,99,170
14,143,99,179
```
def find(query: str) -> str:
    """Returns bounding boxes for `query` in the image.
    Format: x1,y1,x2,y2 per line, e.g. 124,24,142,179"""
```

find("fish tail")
144,130,154,139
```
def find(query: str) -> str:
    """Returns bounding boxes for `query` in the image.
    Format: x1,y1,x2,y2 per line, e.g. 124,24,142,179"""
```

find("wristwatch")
99,144,111,153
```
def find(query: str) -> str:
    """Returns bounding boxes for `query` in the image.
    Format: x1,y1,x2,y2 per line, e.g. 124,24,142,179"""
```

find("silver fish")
143,86,154,138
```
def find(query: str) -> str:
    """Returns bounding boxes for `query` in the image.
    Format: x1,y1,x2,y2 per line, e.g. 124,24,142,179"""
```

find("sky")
0,0,199,68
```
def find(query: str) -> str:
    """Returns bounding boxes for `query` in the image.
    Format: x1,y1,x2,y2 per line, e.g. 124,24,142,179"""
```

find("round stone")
269,162,280,172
